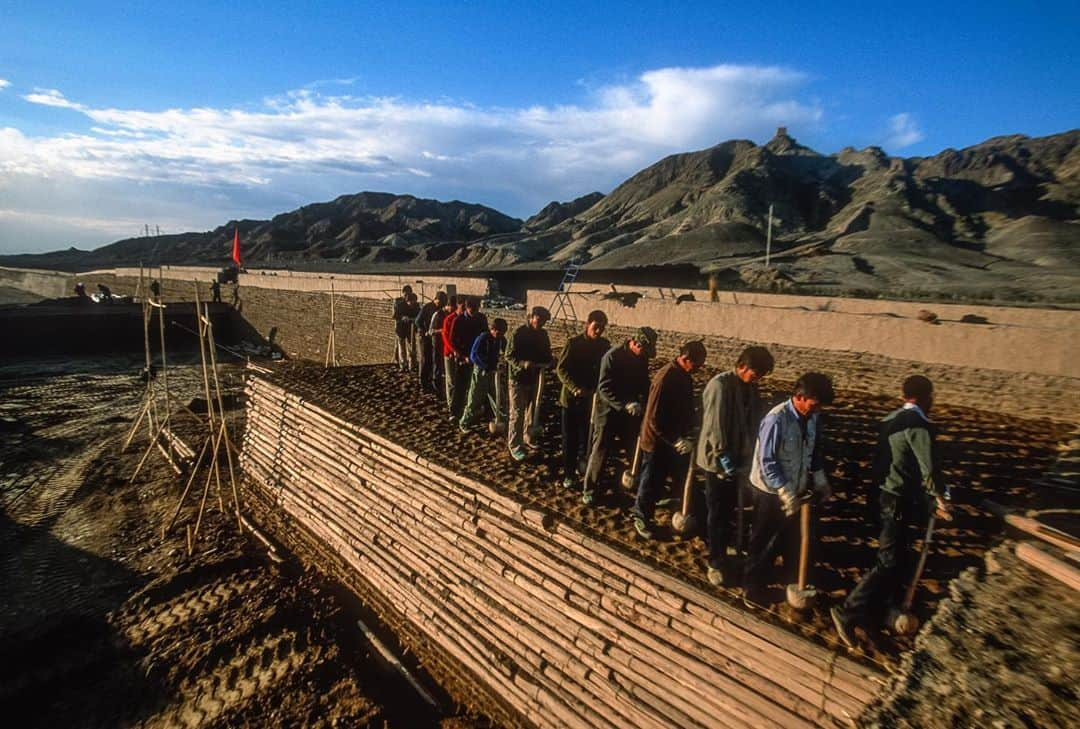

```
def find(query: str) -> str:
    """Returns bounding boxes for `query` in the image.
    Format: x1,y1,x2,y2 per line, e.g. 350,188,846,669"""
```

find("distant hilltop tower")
776,126,788,137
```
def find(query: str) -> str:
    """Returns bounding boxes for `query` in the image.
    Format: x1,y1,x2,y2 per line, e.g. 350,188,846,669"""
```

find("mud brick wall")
533,290,1080,424
86,273,400,365
241,374,883,729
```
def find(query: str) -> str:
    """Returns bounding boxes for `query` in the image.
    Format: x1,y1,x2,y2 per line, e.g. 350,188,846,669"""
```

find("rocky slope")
3,129,1078,302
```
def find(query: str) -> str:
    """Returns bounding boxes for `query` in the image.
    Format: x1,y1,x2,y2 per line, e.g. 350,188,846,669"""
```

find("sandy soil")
258,361,1074,671
861,543,1079,728
0,357,457,728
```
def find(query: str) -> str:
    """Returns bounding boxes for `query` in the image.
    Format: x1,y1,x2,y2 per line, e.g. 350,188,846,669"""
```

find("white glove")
778,483,799,516
625,401,643,417
812,469,833,501
674,438,694,455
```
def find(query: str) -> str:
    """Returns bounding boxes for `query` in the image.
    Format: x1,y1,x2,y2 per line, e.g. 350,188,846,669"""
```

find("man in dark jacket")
505,306,553,461
631,340,707,539
449,297,488,421
832,375,952,647
582,327,657,505
392,285,413,368
460,318,508,432
394,291,420,372
555,310,610,489
415,291,447,394
694,346,774,585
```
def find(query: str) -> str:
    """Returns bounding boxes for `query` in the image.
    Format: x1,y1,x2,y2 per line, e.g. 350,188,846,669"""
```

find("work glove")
718,453,736,477
674,438,694,455
812,469,833,502
625,401,643,417
778,483,799,516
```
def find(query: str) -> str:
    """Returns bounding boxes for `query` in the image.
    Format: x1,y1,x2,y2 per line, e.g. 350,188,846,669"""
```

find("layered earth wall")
241,368,883,728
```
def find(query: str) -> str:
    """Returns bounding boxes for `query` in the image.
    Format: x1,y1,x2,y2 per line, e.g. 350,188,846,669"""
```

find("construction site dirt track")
0,359,457,729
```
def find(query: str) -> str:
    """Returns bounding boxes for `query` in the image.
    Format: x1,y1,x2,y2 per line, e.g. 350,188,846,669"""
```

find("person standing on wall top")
505,306,554,462
210,280,221,303
460,317,508,433
695,346,775,586
555,310,610,489
428,293,454,398
743,372,835,606
832,375,952,648
392,284,413,369
450,297,488,422
416,291,447,394
582,327,656,506
442,296,466,414
395,291,420,373
631,340,707,540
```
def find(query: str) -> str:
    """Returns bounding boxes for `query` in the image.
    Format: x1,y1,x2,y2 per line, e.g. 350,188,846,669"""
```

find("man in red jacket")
441,296,466,415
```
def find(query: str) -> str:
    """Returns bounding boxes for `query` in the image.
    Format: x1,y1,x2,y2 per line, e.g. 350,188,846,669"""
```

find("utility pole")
156,225,161,236
765,204,774,268
145,223,151,237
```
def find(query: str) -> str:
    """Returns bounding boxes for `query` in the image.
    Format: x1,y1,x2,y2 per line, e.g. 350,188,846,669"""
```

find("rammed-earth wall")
241,373,883,728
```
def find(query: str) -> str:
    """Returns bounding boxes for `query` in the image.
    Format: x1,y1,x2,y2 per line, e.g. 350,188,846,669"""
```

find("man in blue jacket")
743,372,834,606
460,318,508,432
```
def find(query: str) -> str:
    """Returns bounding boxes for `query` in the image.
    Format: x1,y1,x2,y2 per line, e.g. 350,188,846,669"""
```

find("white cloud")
883,112,924,149
3,64,824,251
0,78,10,90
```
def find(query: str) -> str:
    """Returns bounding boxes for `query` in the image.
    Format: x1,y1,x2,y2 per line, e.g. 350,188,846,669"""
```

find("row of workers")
393,286,952,647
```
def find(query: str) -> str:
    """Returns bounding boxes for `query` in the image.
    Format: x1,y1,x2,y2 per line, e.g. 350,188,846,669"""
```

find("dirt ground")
0,357,461,728
257,362,1075,672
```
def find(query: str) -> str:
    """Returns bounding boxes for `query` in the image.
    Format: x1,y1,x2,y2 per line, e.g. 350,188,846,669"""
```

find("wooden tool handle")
902,516,936,611
797,502,810,589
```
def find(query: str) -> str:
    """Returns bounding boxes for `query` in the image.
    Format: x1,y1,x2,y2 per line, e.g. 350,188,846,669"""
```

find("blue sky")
1,0,1077,253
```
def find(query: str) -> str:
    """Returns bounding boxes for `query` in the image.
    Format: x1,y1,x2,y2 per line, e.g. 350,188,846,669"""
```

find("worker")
555,310,610,488
395,291,420,373
582,327,656,505
460,317,509,432
426,293,453,397
97,283,113,303
210,280,221,303
441,296,466,413
832,375,952,647
416,291,447,394
505,306,554,461
392,285,414,369
695,346,775,585
74,282,89,304
150,279,161,301
742,372,835,606
631,340,707,539
449,297,488,421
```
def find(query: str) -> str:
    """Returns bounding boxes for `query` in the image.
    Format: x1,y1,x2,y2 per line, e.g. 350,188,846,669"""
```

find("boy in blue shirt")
460,318,509,433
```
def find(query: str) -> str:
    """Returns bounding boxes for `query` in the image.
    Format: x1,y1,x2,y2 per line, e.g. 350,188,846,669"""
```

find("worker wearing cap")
582,327,656,505
631,340,707,540
429,294,455,399
394,290,420,373
392,285,414,369
505,306,554,461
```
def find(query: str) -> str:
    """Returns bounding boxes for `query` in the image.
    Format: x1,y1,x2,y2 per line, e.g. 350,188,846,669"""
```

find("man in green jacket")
694,346,774,585
555,310,610,489
832,375,952,647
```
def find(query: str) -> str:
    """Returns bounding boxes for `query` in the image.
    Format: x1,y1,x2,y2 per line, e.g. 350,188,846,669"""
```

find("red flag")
231,227,241,266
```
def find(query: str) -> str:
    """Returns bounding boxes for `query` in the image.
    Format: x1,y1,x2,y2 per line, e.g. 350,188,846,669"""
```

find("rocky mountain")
3,129,1078,302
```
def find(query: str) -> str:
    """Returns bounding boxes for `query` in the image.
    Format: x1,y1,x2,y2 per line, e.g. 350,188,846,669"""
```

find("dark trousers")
561,398,590,478
418,337,435,391
632,442,688,523
704,471,738,569
742,487,801,592
451,360,472,419
431,337,445,394
584,412,636,497
839,493,912,625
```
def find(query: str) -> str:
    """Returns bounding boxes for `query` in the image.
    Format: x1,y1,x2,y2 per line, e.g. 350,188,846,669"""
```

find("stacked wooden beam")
241,374,884,728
